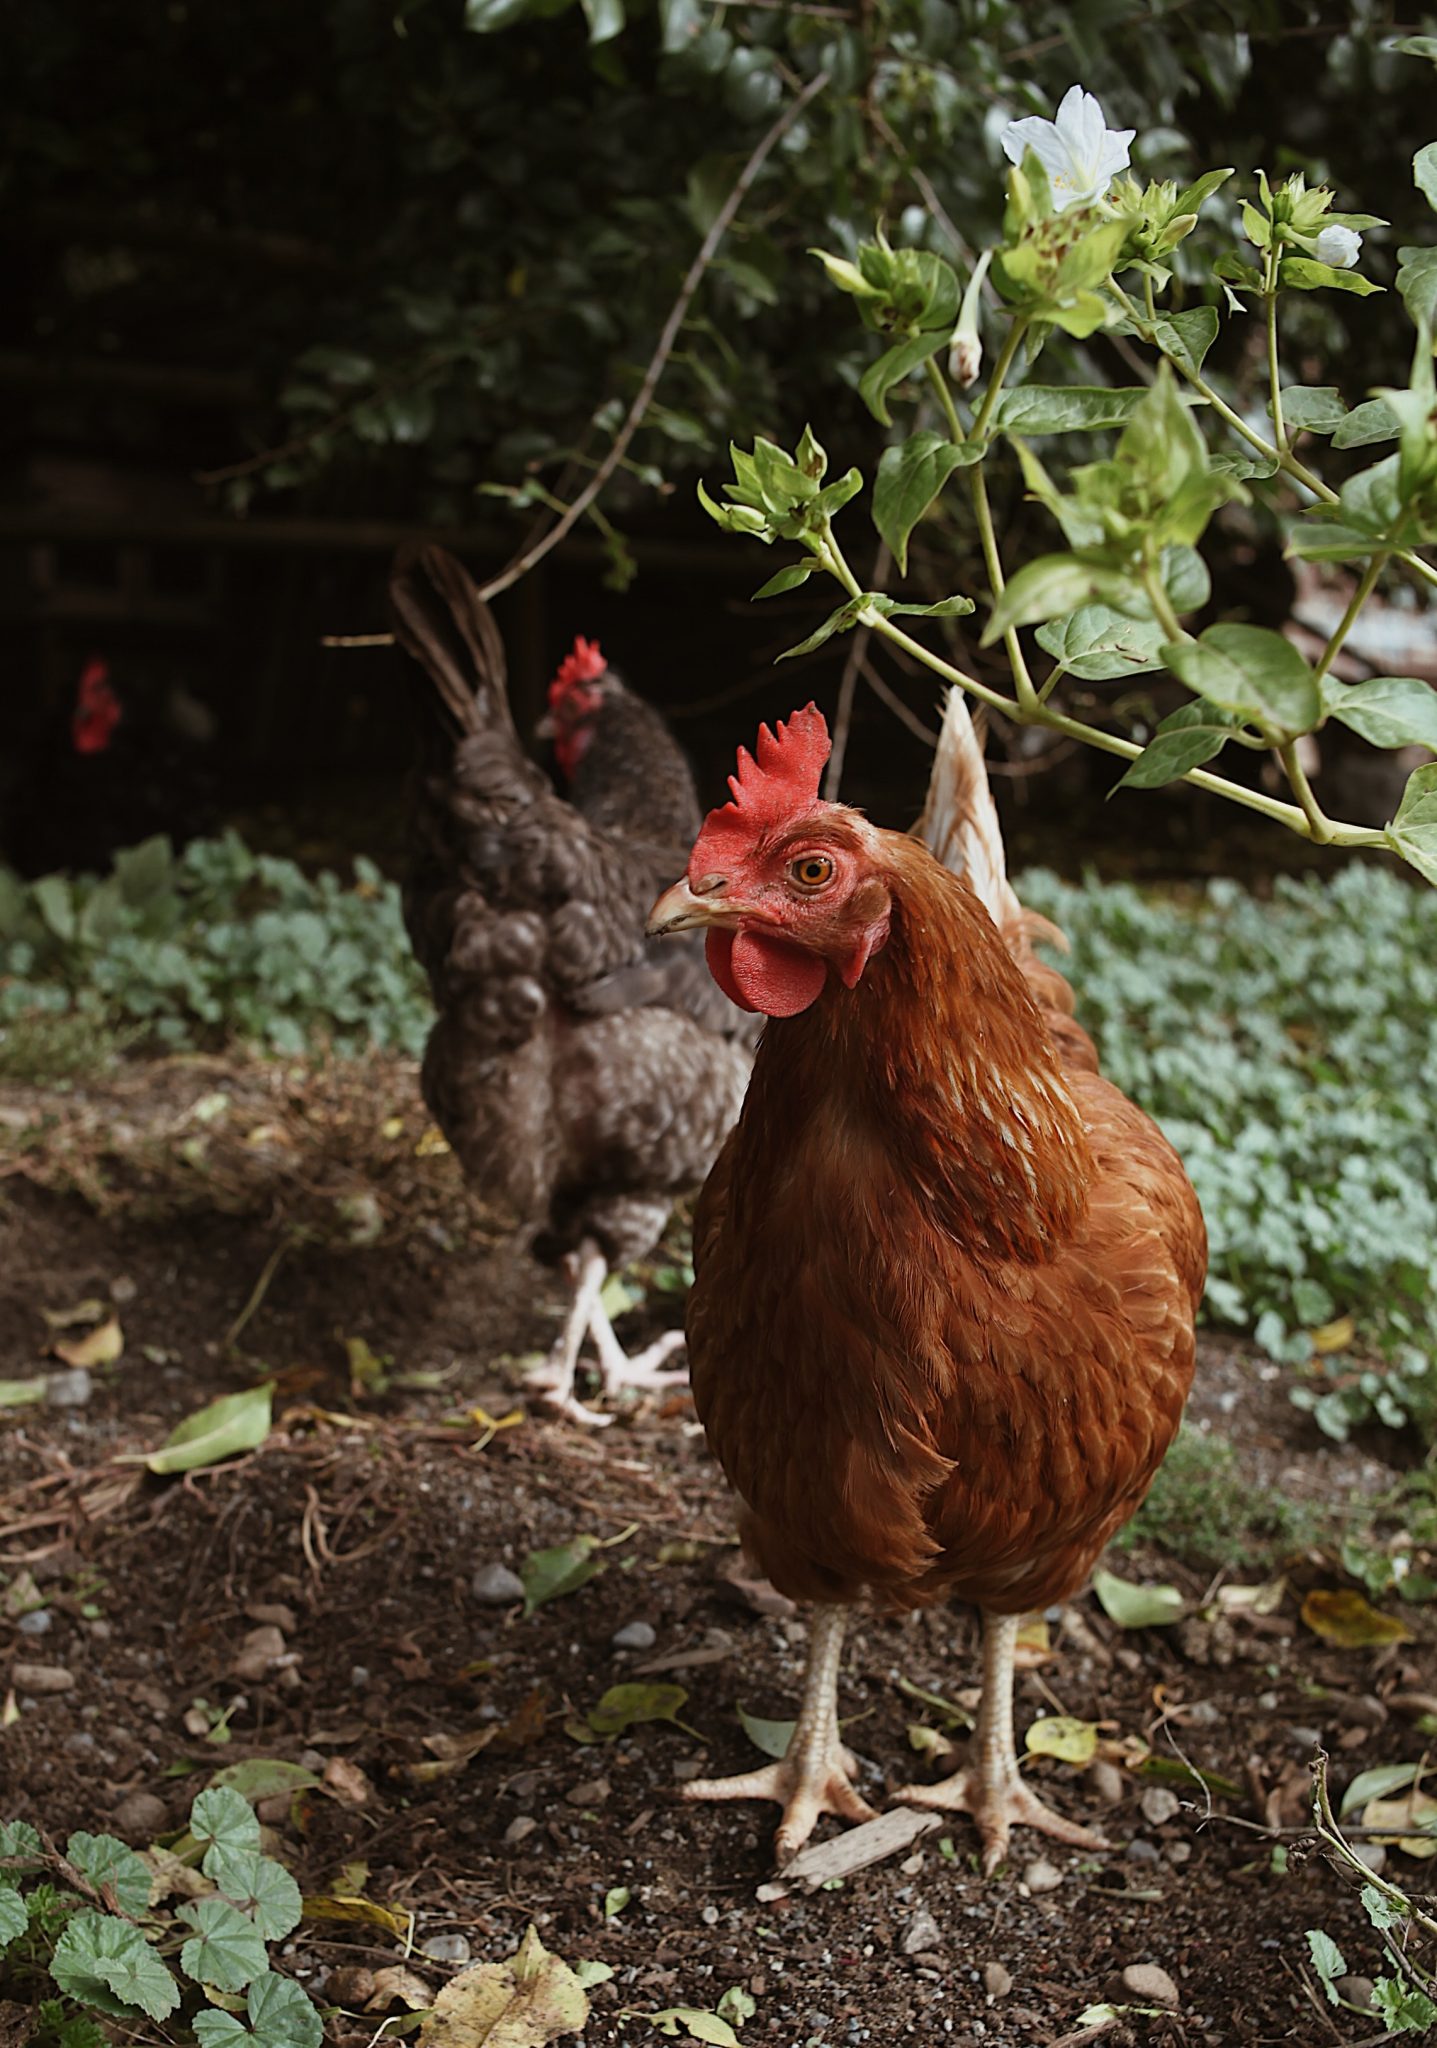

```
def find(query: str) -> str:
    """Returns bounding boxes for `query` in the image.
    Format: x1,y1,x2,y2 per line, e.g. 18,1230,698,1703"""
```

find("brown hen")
647,691,1205,1870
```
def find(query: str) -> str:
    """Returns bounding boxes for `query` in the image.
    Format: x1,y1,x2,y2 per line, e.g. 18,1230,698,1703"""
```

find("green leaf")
983,555,1143,642
1162,543,1211,614
51,1911,181,2021
203,1848,303,1941
1149,306,1219,375
141,1385,273,1476
870,594,975,621
1280,258,1383,297
206,1760,320,1802
0,1884,26,1949
65,1833,153,1917
873,432,981,574
178,1897,270,1992
1341,1762,1422,1818
858,332,947,427
1323,676,1437,752
579,0,625,40
1394,34,1437,59
1036,606,1165,681
192,2013,248,2048
521,1535,604,1615
993,386,1151,435
1332,398,1402,449
1362,1882,1405,1932
776,597,864,661
194,1972,324,2048
32,875,76,943
737,1705,794,1761
1416,144,1437,212
463,0,534,27
586,1682,689,1738
1397,246,1437,328
1306,1928,1347,2001
1372,1977,1437,2032
751,562,814,601
1091,1567,1185,1628
648,2008,742,2044
603,1885,630,1918
0,1380,49,1408
716,1985,757,2026
190,1786,263,1858
1118,701,1239,789
0,1823,41,1859
1024,1715,1099,1765
1286,519,1389,564
1278,387,1347,435
1387,763,1437,885
1163,624,1321,740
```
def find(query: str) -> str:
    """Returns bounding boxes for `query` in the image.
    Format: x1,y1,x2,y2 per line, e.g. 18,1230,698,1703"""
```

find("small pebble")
17,1610,53,1637
110,1275,137,1304
11,1663,74,1694
472,1564,525,1605
902,1908,942,1955
1165,1840,1191,1865
246,1602,298,1633
1333,1975,1374,2013
1022,1858,1062,1894
44,1369,93,1409
982,1962,1012,1997
671,1758,706,1781
1118,1963,1179,2009
1086,1760,1125,1807
503,1816,537,1845
565,1777,611,1807
1125,1837,1161,1864
1140,1786,1180,1826
112,1791,168,1840
612,1620,657,1651
420,1934,471,1965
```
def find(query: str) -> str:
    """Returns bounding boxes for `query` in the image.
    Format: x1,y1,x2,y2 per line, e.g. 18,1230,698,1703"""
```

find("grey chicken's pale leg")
532,1239,616,1428
586,1305,687,1392
682,1605,875,1867
892,1609,1111,1875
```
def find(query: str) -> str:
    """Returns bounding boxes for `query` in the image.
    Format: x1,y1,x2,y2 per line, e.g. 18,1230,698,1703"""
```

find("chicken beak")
645,875,740,938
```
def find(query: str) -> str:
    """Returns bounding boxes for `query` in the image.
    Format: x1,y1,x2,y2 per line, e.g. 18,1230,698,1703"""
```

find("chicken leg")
892,1610,1112,1876
682,1605,876,1866
530,1238,687,1426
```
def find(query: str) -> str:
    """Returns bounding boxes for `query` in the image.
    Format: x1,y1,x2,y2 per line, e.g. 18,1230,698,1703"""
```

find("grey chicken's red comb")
690,704,830,869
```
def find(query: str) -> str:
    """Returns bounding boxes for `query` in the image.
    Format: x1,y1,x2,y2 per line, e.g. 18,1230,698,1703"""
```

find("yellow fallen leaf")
381,1116,406,1140
1014,1615,1051,1666
303,1894,414,1940
1215,1577,1288,1616
1362,1788,1437,1859
1301,1588,1413,1649
415,1127,451,1157
41,1299,107,1330
1024,1715,1099,1766
1312,1315,1356,1354
52,1316,123,1369
418,1925,588,2048
368,1966,435,2012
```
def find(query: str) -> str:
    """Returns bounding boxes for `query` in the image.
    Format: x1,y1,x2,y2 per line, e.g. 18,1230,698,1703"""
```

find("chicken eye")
790,854,835,890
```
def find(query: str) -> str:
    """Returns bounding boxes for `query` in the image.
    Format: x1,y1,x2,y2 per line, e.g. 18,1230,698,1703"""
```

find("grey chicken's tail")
917,687,1098,1073
389,543,517,742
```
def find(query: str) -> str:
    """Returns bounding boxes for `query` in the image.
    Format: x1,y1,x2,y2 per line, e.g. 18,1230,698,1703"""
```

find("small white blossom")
1000,86,1135,214
948,248,992,390
1314,224,1361,268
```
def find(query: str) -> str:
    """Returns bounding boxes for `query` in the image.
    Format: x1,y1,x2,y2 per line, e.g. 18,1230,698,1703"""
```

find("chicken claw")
893,1609,1112,1876
529,1237,686,1425
682,1606,874,1866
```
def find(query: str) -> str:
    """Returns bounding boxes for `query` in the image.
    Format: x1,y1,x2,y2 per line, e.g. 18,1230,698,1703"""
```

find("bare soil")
1,1054,1432,2048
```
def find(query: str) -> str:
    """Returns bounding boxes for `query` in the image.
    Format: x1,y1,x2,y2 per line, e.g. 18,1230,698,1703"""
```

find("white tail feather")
916,688,1023,938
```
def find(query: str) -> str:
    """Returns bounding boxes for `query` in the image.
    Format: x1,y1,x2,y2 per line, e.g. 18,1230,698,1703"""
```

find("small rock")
64,1731,96,1754
132,1682,171,1716
612,1620,657,1651
231,1625,295,1683
1125,1837,1161,1864
110,1275,138,1304
671,1758,706,1781
1022,1859,1062,1894
565,1777,611,1807
1139,1786,1180,1827
982,1962,1012,1997
12,1663,74,1694
503,1816,537,1845
1333,1975,1374,2013
45,1369,93,1409
256,1795,291,1826
1118,1963,1179,2009
112,1791,167,1840
1353,1841,1387,1876
902,1908,942,1955
246,1602,298,1633
17,1610,53,1637
472,1564,525,1606
420,1934,471,1965
1086,1760,1125,1807
1165,1840,1191,1865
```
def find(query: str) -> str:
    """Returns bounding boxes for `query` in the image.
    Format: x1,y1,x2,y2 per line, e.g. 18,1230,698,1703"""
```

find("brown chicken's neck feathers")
749,833,1091,1262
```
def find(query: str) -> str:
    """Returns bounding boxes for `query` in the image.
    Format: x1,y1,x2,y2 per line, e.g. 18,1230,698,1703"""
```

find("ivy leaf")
1322,676,1437,752
858,332,948,427
203,1848,303,1942
139,1385,273,1476
50,1911,181,2022
0,1884,26,1949
1306,1929,1347,2002
992,386,1152,435
1387,763,1437,886
1163,624,1321,741
190,1786,262,1858
1372,1978,1437,2031
194,1972,323,2048
0,1824,41,1860
1036,606,1166,681
178,1897,270,1992
1117,702,1240,789
873,432,982,574
64,1833,153,1918
1279,258,1383,297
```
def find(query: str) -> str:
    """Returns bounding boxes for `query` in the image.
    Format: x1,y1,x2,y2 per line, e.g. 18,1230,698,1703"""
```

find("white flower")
948,248,992,390
1000,85,1136,214
1314,224,1361,268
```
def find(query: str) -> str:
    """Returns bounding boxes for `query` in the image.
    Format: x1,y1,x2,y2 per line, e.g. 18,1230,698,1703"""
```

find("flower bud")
947,248,992,392
1314,224,1361,268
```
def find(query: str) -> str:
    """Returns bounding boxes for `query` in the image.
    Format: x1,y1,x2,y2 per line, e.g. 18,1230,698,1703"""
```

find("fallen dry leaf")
418,1924,588,2048
367,1966,436,2013
303,1893,414,1940
323,1756,372,1805
1301,1588,1413,1649
52,1315,123,1369
41,1299,107,1331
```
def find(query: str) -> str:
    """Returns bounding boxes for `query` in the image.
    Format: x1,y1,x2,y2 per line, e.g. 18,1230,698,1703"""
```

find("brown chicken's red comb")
691,704,831,868
548,636,606,706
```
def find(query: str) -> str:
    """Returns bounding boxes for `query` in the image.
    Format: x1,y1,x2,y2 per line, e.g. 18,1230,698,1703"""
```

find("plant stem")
1313,556,1383,683
923,357,967,445
971,317,1028,442
815,522,1386,848
1264,259,1288,457
1141,556,1188,644
970,463,1040,710
1278,739,1334,842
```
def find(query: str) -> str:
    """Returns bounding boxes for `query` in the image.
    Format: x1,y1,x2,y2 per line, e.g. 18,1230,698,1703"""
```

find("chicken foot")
683,1605,876,1867
530,1238,686,1426
893,1610,1112,1876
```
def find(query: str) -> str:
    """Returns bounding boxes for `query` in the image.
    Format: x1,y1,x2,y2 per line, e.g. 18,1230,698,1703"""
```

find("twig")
824,539,892,797
223,1235,292,1351
474,67,831,606
858,652,940,747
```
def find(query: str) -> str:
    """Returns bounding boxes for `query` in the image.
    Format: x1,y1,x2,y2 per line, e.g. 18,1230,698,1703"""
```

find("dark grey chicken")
390,543,756,1422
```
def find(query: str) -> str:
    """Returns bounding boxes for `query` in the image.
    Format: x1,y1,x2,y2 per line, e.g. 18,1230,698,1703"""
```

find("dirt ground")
0,1054,1433,2048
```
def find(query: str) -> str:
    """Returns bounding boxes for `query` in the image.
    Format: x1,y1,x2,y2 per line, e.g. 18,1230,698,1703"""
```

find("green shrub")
1022,863,1437,1420
0,833,432,1071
